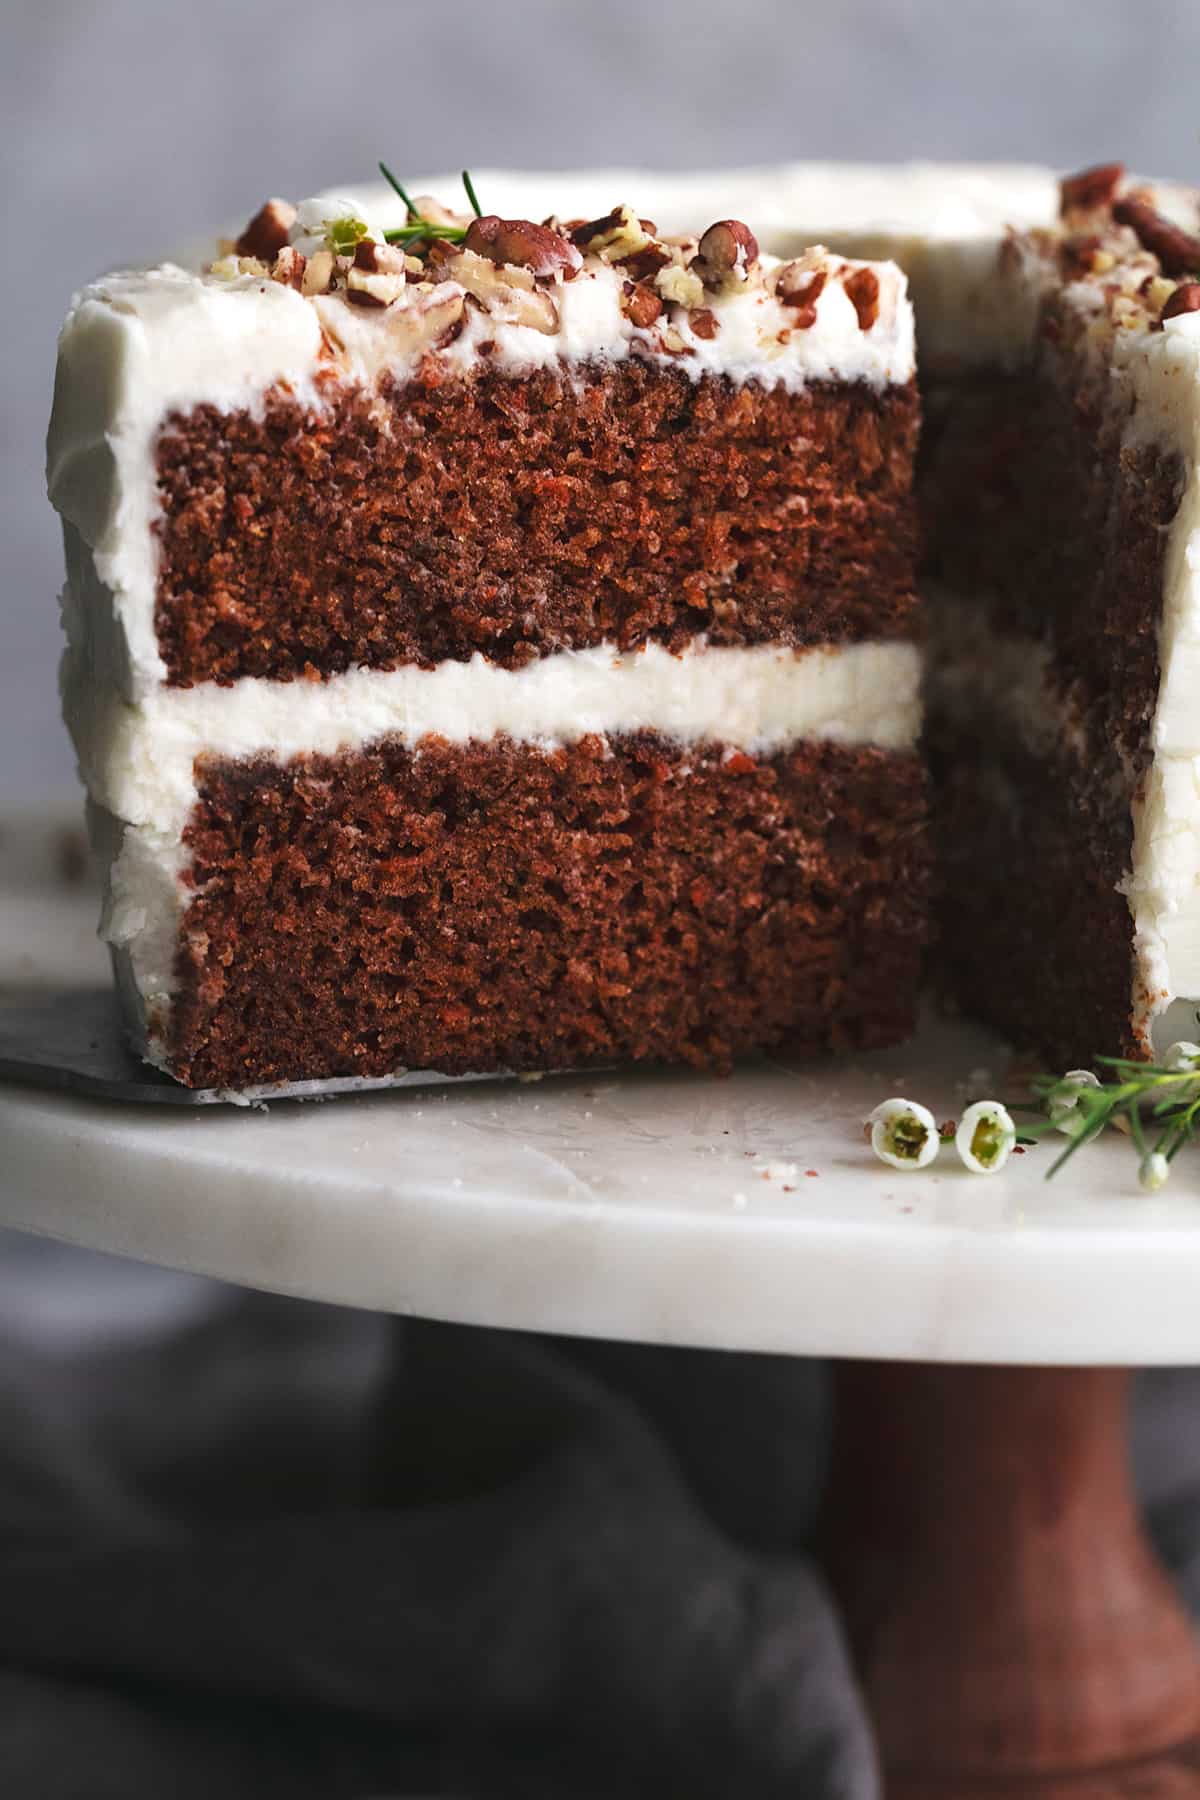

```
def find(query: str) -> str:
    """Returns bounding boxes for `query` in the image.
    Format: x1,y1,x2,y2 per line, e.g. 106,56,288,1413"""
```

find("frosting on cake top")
200,186,917,393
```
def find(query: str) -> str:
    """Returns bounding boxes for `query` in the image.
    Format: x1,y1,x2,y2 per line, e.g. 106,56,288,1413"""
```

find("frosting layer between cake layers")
69,637,922,1065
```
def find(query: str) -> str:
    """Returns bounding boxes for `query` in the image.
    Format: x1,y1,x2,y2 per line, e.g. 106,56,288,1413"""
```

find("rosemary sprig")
1023,1045,1200,1188
377,162,483,247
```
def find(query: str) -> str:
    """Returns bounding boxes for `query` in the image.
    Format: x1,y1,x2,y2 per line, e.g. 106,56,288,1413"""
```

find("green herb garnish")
378,161,419,220
1023,1042,1200,1189
377,162,484,248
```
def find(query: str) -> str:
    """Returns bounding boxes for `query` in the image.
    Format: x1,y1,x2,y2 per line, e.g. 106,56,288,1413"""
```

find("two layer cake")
48,163,1200,1087
48,184,926,1086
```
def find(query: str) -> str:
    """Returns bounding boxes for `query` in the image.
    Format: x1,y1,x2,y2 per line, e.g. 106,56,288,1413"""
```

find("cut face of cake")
48,186,926,1087
922,167,1200,1067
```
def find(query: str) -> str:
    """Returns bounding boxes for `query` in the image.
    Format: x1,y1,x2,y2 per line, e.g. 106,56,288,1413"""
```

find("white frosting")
1115,312,1200,1040
61,636,921,1064
68,637,922,834
48,269,326,698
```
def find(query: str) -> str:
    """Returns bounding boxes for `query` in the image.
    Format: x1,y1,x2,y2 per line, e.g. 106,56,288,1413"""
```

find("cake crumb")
752,1158,799,1183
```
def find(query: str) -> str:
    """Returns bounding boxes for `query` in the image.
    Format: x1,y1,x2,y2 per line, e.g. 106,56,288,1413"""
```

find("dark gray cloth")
0,1278,876,1799
0,1251,1198,1800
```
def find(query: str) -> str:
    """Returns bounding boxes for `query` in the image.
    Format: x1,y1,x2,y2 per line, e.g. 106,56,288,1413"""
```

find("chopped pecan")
843,266,880,331
570,205,623,246
1113,196,1200,275
1060,233,1103,278
301,249,335,296
316,288,466,359
1143,274,1177,315
1059,162,1124,216
442,247,560,332
1162,281,1200,322
619,241,673,282
408,194,468,229
655,262,705,308
271,245,306,290
353,238,408,275
689,307,718,340
464,215,582,278
209,253,270,280
775,262,827,327
694,219,759,288
235,198,296,261
424,239,459,277
569,204,653,262
346,260,408,306
623,281,662,329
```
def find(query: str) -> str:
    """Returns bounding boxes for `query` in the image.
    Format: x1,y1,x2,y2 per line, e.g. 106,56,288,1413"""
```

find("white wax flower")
290,194,383,259
1048,1068,1101,1135
1139,1151,1170,1193
1164,1041,1200,1070
955,1100,1016,1174
867,1098,939,1171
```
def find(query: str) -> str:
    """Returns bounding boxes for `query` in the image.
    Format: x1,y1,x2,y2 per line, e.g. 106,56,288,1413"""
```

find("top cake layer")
47,187,916,699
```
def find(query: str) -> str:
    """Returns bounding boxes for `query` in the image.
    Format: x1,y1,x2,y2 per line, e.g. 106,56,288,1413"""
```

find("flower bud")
867,1098,939,1171
956,1101,1016,1174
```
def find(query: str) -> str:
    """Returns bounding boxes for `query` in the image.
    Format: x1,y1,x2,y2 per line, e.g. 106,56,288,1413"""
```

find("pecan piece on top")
655,262,705,309
301,249,335,296
694,219,759,289
236,198,297,261
569,203,652,262
1113,196,1200,276
843,266,881,331
775,263,827,328
689,307,718,341
619,241,673,282
1060,233,1104,279
271,245,307,290
354,238,408,275
443,247,561,333
1162,281,1200,322
623,281,662,329
1059,162,1124,217
464,215,582,278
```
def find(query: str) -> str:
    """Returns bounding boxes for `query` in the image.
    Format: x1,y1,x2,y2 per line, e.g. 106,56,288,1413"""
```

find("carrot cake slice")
47,179,925,1087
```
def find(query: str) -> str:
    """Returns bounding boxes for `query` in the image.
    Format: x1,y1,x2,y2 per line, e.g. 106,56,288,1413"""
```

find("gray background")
6,0,1200,804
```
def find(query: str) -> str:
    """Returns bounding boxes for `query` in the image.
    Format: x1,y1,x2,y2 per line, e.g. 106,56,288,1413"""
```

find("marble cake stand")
5,815,1200,1792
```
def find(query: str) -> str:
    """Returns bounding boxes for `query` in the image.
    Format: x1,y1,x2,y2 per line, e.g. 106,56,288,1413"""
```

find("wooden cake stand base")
825,1364,1200,1796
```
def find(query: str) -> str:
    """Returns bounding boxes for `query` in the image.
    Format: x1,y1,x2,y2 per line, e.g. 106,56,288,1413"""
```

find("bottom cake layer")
154,731,930,1088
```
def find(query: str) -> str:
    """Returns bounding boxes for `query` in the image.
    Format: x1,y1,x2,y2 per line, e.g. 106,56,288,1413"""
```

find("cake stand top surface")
4,810,1200,1367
